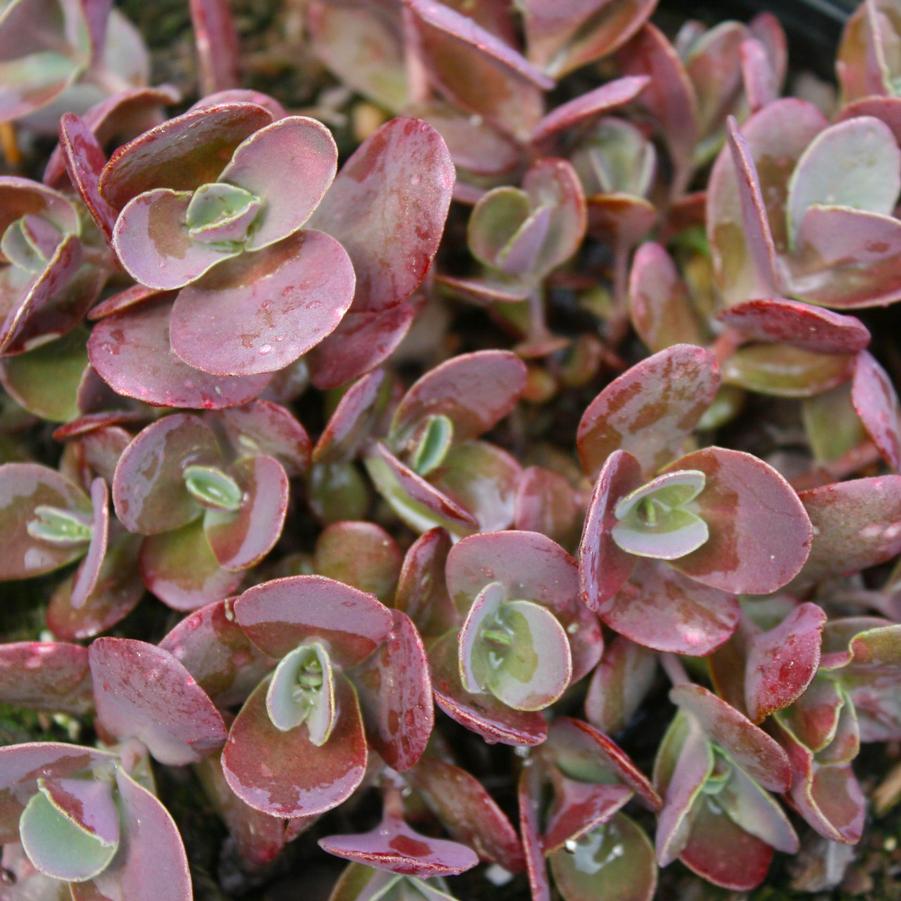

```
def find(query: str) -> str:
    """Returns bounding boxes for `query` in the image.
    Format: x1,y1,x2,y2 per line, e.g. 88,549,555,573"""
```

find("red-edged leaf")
353,609,433,771
319,813,478,878
0,462,91,580
315,521,402,601
665,447,812,595
99,104,273,209
394,528,457,638
112,414,218,535
718,298,870,355
514,465,581,547
577,344,720,476
670,684,791,792
214,399,311,476
221,675,367,817
159,598,276,708
0,642,92,715
204,454,288,571
190,0,240,94
169,229,355,377
234,574,393,665
69,477,109,609
391,350,526,444
852,351,901,471
407,755,525,871
600,557,739,655
518,762,552,901
89,638,227,765
584,635,657,735
745,603,826,723
429,631,547,746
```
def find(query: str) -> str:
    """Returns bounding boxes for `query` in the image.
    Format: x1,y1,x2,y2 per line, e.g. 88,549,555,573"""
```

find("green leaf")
410,414,454,477
19,782,119,882
185,181,262,244
26,505,92,546
183,464,244,512
265,641,336,746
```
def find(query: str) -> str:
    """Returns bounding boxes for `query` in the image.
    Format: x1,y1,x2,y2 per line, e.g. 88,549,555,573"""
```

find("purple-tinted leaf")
525,158,588,275
579,449,642,610
234,574,393,665
429,441,521,533
628,242,704,352
328,864,457,901
69,477,109,608
58,113,117,241
222,675,367,817
0,462,91,580
391,351,526,445
88,298,272,410
522,0,657,79
99,104,273,210
0,642,92,715
665,447,812,595
159,598,276,708
19,779,119,882
577,344,720,476
407,756,525,871
786,117,900,247
838,96,901,144
113,188,242,290
190,0,239,94
88,283,170,321
48,531,144,639
684,22,747,137
718,298,870,355
745,603,826,723
601,557,739,655
215,399,311,476
544,777,633,853
112,414,219,535
836,0,895,102
364,442,478,538
670,684,791,792
678,793,774,891
308,0,407,111
394,528,457,638
140,518,243,611
85,767,193,901
310,301,420,390
803,383,867,464
549,813,657,901
617,24,699,197
351,606,433,770
740,37,778,113
406,0,551,141
586,193,656,250
722,344,855,398
319,813,478,878
189,89,287,120
169,229,354,377
518,763,552,901
717,762,798,854
313,369,391,465
585,636,657,735
204,454,288,571
852,351,901,471
532,75,649,144
794,476,901,586
89,638,227,765
0,177,78,236
514,465,581,547
310,117,454,316
447,529,601,681
221,116,337,251
315,521,402,601
429,631,547,746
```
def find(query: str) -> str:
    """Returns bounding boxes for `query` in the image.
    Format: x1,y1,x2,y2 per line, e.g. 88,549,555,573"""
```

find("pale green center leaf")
183,464,244,512
410,414,454,477
19,784,119,883
266,641,337,746
185,181,263,246
26,505,92,546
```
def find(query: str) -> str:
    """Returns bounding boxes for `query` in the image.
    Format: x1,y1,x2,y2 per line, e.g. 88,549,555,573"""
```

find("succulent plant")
0,1,900,899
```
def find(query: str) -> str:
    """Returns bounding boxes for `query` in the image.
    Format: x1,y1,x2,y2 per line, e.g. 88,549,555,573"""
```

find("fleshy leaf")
170,229,355,377
216,399,311,476
89,638,227,765
852,351,901,471
0,642,92,715
222,674,367,817
669,684,791,792
234,575,393,665
0,463,91,580
353,609,433,771
665,447,812,595
785,116,901,248
514,465,581,547
745,603,826,723
266,642,336,744
585,636,657,735
721,345,855,398
315,522,402,602
548,813,657,901
577,344,720,476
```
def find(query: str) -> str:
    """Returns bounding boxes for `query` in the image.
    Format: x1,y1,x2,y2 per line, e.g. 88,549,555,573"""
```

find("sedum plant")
0,0,900,899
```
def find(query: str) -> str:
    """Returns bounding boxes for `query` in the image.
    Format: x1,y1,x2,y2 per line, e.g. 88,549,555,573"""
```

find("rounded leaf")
0,642,92,715
852,351,901,471
314,521,402,601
